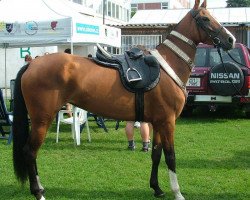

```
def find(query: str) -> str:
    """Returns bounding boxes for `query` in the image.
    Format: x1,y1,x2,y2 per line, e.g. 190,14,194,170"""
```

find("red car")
184,43,250,117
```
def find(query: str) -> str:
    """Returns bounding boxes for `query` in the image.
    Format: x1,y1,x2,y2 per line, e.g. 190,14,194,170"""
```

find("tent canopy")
0,0,121,48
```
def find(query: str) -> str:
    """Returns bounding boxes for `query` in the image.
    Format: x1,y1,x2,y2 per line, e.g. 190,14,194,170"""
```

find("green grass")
0,111,249,200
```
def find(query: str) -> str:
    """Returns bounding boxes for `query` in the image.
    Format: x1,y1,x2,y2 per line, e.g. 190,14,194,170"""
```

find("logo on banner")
51,21,58,30
5,23,18,34
6,23,14,33
25,21,38,35
76,23,99,35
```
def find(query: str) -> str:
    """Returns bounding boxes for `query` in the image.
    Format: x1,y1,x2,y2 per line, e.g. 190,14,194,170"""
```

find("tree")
226,0,250,7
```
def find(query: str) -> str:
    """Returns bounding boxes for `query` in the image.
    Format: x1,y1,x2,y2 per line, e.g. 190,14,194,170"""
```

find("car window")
210,48,245,66
194,48,207,66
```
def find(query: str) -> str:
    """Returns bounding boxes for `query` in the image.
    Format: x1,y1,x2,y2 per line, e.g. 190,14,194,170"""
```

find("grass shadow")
0,185,247,200
177,149,250,169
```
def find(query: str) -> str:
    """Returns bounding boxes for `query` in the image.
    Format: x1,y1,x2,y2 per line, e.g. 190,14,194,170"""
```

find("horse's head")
191,0,235,51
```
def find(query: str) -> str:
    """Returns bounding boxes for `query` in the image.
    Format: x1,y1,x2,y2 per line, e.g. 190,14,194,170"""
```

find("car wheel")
209,62,244,96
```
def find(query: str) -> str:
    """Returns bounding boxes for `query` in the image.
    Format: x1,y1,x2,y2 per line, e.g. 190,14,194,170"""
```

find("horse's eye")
202,17,210,22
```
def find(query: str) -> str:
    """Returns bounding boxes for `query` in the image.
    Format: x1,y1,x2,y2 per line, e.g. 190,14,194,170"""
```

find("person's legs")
125,121,135,150
140,122,150,151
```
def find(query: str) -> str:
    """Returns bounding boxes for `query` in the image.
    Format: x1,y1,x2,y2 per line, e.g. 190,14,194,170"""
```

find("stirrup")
126,67,142,82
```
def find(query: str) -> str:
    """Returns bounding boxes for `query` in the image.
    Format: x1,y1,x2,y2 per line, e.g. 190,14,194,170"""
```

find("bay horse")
12,1,235,200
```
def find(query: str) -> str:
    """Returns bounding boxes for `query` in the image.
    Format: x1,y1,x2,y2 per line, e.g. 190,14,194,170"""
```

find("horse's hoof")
154,190,165,198
35,193,45,200
40,196,46,200
175,194,185,200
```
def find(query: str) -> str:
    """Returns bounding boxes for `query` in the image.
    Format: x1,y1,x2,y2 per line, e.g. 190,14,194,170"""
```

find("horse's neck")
157,32,197,84
156,12,200,84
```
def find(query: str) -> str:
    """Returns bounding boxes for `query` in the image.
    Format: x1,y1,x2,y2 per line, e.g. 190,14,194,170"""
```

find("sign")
76,23,99,35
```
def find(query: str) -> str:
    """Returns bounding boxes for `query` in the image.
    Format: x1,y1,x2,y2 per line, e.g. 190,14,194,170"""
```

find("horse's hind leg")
161,120,185,200
24,121,52,200
150,130,165,197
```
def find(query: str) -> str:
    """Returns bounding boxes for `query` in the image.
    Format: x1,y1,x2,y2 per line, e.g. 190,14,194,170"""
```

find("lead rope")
217,47,244,97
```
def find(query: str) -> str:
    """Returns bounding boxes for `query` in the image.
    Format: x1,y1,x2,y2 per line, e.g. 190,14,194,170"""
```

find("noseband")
191,8,224,46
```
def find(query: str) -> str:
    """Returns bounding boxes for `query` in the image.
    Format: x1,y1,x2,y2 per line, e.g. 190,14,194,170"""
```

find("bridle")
161,8,225,72
151,7,226,94
190,8,224,47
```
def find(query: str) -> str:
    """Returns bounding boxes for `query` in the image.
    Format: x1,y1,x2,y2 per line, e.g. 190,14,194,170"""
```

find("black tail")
12,65,29,184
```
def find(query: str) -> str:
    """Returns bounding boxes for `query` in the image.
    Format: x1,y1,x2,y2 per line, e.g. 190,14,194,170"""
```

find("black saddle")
93,44,160,93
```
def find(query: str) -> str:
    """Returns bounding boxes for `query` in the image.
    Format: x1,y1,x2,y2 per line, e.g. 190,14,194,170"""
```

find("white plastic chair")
56,106,91,145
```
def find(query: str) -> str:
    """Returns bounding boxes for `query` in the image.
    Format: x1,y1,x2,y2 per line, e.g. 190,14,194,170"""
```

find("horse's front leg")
161,120,185,200
150,129,165,197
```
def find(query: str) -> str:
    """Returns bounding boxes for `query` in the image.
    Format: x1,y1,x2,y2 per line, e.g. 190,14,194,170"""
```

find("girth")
93,44,160,121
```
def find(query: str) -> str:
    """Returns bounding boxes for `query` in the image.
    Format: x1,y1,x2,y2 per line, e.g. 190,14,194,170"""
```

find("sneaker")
141,147,151,152
128,145,135,151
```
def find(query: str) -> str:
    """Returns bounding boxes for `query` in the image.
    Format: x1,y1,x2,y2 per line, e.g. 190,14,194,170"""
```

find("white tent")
0,0,121,48
0,0,121,94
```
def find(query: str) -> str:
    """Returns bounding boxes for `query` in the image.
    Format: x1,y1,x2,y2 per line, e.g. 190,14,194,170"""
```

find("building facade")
130,0,190,16
68,0,131,25
119,0,191,53
119,7,250,54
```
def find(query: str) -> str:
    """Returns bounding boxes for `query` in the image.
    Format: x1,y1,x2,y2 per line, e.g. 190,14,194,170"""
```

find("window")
210,48,245,66
161,2,168,9
116,4,119,19
107,1,111,17
123,8,126,21
194,47,245,67
107,46,120,54
121,35,162,54
194,48,207,66
127,9,130,22
112,3,115,18
131,3,137,17
119,6,122,20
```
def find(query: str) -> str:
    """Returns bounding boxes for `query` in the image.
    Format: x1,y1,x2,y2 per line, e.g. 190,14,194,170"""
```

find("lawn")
0,110,249,200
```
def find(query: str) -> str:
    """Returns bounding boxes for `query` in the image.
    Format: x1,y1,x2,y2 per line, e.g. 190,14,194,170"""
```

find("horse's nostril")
228,37,233,44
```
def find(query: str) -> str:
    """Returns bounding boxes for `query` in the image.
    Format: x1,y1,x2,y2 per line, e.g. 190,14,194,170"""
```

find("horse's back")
20,53,136,119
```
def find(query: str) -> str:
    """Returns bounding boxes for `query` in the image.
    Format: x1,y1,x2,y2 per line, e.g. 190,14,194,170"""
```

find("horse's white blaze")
224,27,236,47
211,13,236,48
168,170,185,200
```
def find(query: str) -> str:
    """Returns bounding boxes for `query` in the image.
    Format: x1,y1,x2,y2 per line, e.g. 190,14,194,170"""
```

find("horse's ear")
200,0,207,8
193,0,200,10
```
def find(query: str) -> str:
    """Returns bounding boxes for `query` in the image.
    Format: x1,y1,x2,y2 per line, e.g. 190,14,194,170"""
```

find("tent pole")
71,18,74,54
4,43,8,102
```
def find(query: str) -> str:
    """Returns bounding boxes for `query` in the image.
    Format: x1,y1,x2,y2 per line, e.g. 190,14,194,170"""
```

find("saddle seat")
93,44,160,93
